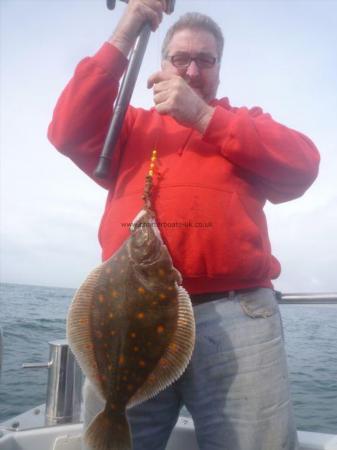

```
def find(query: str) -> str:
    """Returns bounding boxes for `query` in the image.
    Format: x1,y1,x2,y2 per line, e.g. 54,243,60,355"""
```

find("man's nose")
186,60,200,77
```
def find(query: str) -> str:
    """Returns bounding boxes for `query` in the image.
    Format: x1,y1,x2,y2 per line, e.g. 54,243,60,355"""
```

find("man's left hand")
147,72,214,133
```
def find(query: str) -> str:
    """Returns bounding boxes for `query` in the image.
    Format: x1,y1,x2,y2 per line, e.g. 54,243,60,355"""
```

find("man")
48,1,320,449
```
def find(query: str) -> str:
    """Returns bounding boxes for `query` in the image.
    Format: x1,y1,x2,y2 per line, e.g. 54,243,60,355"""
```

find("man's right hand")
109,0,166,57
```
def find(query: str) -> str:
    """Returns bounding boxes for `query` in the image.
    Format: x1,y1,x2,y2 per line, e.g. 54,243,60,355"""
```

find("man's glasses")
166,52,218,69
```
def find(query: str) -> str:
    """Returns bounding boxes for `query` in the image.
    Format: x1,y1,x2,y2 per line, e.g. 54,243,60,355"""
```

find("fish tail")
85,408,132,450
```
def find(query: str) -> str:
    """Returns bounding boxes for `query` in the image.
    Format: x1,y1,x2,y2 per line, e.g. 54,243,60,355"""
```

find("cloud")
266,197,337,293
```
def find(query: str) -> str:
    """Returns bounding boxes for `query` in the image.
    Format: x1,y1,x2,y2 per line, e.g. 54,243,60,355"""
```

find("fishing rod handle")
94,23,152,179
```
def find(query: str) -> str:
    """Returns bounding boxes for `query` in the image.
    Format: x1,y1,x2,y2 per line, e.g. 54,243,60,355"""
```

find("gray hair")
161,12,225,61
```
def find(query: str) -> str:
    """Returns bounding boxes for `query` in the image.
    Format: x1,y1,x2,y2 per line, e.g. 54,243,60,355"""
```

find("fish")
67,208,195,450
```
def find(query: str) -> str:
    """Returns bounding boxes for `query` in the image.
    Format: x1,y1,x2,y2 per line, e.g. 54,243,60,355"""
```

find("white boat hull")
1,416,337,450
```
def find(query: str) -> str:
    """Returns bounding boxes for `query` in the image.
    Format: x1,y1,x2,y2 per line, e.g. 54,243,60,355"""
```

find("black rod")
94,24,152,179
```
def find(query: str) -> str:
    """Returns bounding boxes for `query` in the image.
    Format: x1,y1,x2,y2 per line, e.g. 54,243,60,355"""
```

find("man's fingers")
128,0,165,33
145,0,166,29
153,89,169,105
147,72,179,88
152,80,172,94
155,99,171,116
160,0,167,13
147,71,164,88
141,3,163,31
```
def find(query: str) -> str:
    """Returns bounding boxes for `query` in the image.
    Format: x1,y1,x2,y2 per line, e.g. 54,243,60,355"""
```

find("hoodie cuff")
202,105,234,149
93,42,129,80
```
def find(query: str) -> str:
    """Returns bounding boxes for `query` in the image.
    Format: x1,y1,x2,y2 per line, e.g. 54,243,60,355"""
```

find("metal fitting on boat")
23,340,83,425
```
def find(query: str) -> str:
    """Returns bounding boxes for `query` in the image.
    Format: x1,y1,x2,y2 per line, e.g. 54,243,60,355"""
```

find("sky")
1,0,336,293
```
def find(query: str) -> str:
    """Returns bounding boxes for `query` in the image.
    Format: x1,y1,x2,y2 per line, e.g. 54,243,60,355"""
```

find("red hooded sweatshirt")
48,43,320,294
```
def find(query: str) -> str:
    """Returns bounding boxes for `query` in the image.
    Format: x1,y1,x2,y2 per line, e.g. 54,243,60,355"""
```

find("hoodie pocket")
154,186,269,281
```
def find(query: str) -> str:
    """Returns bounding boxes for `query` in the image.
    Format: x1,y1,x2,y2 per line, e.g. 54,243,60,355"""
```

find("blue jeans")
82,288,298,450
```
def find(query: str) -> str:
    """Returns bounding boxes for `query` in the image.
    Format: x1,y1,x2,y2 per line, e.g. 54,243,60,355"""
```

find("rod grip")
94,23,152,179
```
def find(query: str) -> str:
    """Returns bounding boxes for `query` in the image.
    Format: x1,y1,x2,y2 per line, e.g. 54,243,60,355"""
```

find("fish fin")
85,407,131,450
128,285,195,407
66,264,104,398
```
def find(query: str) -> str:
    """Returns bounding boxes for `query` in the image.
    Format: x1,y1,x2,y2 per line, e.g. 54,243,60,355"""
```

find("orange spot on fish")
108,365,113,371
138,360,146,368
137,312,145,319
85,343,93,350
111,290,118,298
160,358,169,368
152,301,158,306
109,312,114,319
148,374,156,383
159,293,166,300
95,330,103,339
133,346,139,352
137,287,145,295
110,330,116,336
119,355,125,366
127,384,133,391
105,267,112,274
98,294,105,304
157,325,165,334
169,343,177,351
158,268,166,277
130,332,136,338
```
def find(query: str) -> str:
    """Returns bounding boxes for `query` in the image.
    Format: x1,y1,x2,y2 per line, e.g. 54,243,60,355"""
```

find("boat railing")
22,340,83,426
276,292,337,304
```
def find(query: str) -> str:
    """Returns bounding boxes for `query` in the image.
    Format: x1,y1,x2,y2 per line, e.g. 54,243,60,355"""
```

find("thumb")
147,71,173,88
147,71,162,89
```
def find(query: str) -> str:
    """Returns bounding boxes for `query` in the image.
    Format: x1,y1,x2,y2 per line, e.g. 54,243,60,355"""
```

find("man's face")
161,28,220,102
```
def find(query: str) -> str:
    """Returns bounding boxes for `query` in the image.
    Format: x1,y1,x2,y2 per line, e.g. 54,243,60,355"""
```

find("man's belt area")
190,288,257,306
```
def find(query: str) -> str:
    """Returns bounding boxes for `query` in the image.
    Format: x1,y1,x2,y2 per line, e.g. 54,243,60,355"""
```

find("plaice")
66,206,195,450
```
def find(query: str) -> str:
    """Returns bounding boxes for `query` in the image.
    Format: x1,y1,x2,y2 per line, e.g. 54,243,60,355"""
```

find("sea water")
0,282,336,433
